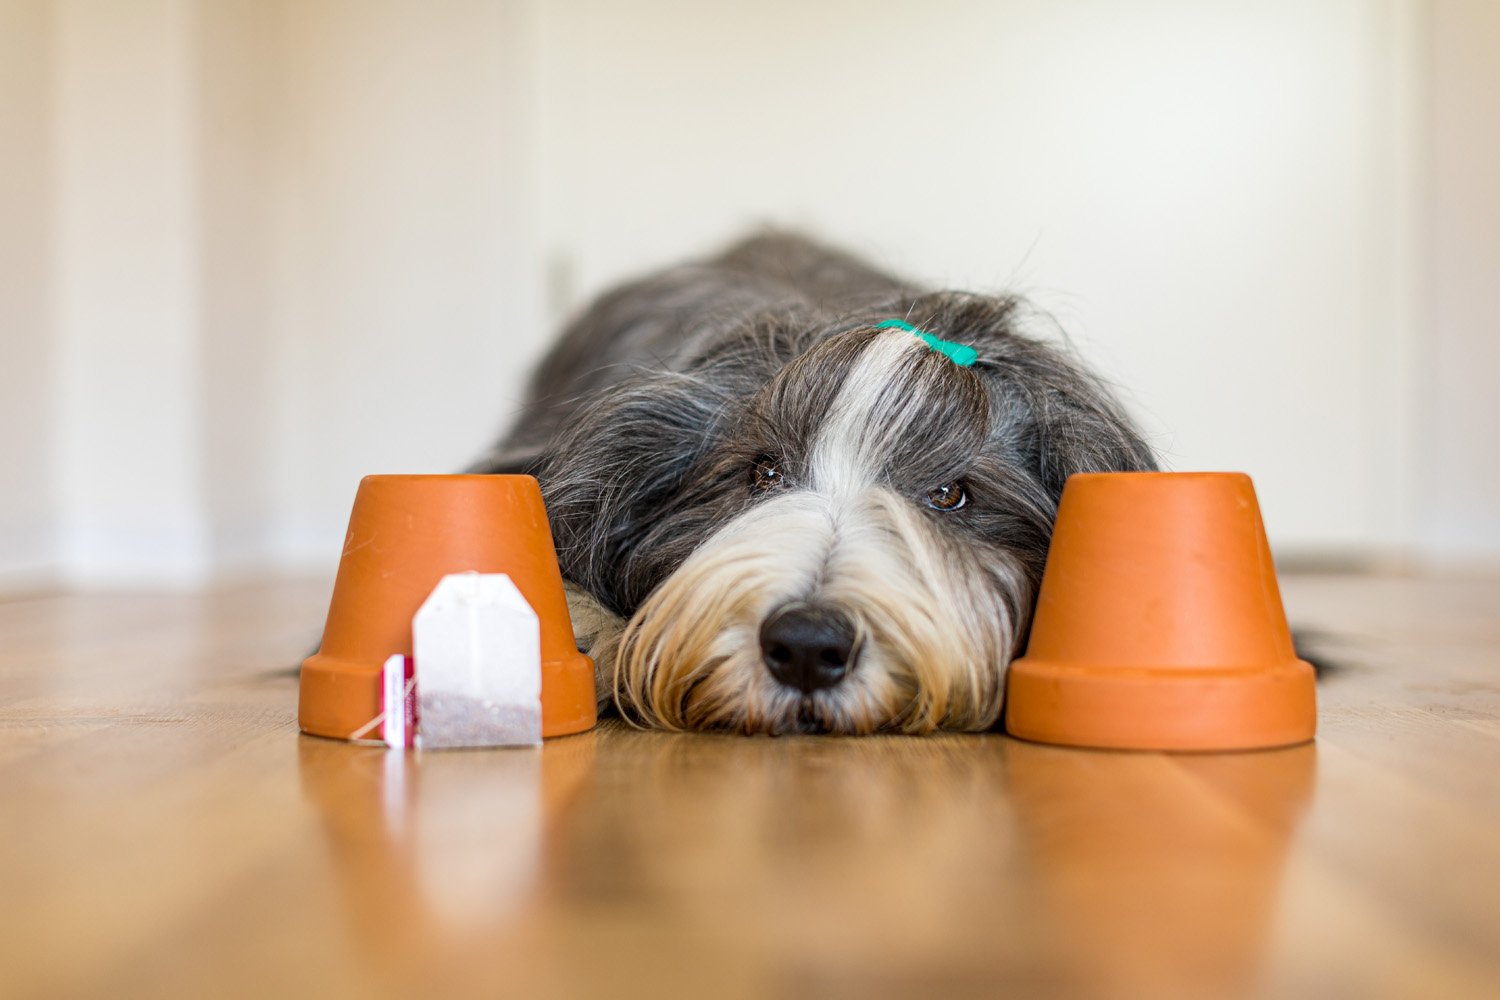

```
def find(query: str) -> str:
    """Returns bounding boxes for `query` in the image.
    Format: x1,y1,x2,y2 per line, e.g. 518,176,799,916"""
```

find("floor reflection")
295,724,1315,996
295,731,595,973
1004,740,1317,999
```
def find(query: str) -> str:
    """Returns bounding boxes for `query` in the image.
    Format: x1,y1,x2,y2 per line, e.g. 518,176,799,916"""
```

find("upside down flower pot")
299,474,596,741
1005,472,1315,751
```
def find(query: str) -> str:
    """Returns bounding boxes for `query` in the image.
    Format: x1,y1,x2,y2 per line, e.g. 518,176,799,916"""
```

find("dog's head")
542,293,1155,734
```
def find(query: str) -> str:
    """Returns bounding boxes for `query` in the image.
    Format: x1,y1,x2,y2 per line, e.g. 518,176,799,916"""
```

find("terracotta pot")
299,475,596,740
1005,472,1315,751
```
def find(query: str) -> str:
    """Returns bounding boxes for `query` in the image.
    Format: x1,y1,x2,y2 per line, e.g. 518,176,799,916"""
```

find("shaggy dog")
471,234,1157,734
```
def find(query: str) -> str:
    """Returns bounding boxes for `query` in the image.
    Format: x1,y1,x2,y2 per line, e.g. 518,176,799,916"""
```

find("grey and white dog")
472,234,1156,735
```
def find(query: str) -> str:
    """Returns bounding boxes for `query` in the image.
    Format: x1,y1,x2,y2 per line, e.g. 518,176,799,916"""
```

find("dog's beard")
600,488,1029,735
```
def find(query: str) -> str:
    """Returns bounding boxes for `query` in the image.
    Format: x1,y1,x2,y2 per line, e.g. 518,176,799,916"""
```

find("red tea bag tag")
381,654,417,748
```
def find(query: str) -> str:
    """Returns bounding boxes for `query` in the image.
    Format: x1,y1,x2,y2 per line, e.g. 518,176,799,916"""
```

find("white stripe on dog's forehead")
811,331,925,493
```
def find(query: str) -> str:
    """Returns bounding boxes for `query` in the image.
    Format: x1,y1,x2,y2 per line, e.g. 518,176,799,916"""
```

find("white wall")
1421,0,1500,562
267,0,544,566
197,0,278,572
0,0,543,585
0,0,1495,586
0,0,58,586
52,0,208,583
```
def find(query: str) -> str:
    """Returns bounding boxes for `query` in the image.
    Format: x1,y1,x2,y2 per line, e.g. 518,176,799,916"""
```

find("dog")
470,234,1157,734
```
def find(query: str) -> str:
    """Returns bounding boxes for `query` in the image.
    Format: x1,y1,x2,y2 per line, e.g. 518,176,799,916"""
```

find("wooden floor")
2,573,1498,999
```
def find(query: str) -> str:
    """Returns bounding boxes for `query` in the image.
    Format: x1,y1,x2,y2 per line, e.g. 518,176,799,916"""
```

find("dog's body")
473,234,1156,734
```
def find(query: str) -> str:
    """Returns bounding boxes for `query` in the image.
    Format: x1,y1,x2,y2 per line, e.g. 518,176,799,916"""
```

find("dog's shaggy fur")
472,234,1156,734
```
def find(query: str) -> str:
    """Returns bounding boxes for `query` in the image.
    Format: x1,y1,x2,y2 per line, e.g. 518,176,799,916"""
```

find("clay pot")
1005,472,1315,751
299,475,596,741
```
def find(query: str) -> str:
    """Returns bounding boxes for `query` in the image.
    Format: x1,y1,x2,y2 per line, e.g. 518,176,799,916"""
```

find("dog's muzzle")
759,604,858,693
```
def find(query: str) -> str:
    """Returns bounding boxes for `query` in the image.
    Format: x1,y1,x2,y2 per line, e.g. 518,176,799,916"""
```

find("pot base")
1005,657,1316,752
299,649,597,742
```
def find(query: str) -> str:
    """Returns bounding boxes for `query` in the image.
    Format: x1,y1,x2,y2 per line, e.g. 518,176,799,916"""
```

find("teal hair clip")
875,319,978,368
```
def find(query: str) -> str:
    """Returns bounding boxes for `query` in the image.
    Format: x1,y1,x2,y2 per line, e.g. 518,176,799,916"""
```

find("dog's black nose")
760,605,857,693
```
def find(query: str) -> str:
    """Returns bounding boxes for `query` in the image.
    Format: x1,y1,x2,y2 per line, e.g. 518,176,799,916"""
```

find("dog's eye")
925,483,967,511
751,457,786,491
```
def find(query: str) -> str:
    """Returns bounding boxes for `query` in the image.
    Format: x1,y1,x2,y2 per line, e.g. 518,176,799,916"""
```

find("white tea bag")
412,572,542,749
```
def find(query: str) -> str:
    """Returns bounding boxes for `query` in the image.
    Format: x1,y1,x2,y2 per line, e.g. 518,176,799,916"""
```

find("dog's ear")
985,337,1157,502
535,370,737,615
1027,376,1158,499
